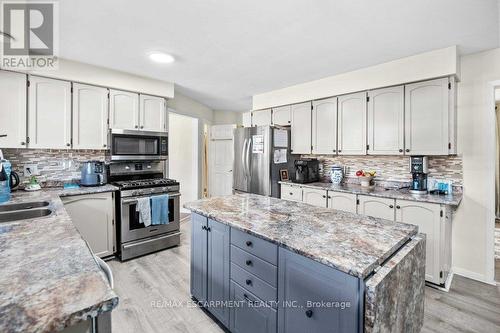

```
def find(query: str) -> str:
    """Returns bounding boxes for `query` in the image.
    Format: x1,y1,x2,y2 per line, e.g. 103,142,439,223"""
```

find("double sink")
0,201,52,223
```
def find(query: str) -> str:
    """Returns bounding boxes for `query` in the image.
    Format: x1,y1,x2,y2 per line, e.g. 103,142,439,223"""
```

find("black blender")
409,156,428,195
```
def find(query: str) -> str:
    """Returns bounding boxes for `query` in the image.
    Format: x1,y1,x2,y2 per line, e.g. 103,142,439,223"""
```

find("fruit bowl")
358,176,373,187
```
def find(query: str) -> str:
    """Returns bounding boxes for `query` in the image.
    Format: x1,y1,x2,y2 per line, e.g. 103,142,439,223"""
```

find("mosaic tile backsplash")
2,149,105,187
301,155,463,187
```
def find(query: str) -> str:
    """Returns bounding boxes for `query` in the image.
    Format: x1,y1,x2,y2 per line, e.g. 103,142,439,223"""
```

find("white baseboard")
452,266,497,286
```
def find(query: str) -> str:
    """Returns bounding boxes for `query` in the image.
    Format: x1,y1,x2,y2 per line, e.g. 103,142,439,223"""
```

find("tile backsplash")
301,155,463,187
2,149,105,187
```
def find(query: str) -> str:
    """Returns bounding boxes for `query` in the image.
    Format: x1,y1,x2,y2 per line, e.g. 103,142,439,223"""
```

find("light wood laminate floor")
108,219,500,333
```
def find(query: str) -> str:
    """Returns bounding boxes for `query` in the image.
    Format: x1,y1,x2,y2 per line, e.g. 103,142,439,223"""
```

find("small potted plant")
355,170,376,187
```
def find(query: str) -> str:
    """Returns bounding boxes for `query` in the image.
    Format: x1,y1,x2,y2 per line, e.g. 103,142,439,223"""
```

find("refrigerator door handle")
245,136,252,179
241,138,248,179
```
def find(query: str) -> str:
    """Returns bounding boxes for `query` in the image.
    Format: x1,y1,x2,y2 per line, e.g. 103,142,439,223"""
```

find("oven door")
110,129,168,161
120,193,180,243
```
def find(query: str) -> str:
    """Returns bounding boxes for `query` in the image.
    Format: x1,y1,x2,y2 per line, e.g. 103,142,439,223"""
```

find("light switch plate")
24,164,39,176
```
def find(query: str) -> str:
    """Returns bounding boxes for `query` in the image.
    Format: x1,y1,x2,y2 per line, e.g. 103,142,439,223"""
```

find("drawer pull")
246,240,253,247
289,192,293,195
322,195,326,198
389,205,394,209
243,293,250,300
396,205,401,209
305,309,313,318
245,260,252,266
245,279,252,286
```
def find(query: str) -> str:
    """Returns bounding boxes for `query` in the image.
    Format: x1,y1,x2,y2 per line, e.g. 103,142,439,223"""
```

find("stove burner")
113,178,179,189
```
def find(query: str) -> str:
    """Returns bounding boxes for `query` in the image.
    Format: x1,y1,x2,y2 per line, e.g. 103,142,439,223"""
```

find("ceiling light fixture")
149,52,175,64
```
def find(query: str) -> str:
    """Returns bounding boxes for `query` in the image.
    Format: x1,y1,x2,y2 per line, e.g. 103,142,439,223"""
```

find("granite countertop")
0,186,119,333
279,181,463,206
184,193,418,279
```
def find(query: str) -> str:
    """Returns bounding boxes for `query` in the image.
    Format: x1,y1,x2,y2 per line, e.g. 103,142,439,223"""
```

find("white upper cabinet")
272,105,291,125
337,92,367,155
242,112,252,127
28,76,71,149
367,86,404,155
404,78,449,155
72,83,109,150
0,71,27,148
291,102,312,154
139,94,167,132
109,89,139,130
312,97,337,154
252,109,272,126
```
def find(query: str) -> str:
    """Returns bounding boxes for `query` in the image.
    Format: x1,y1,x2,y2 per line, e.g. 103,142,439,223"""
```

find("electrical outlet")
24,164,39,177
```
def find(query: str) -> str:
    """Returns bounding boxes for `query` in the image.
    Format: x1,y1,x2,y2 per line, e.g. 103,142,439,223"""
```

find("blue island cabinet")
277,248,362,333
190,213,230,327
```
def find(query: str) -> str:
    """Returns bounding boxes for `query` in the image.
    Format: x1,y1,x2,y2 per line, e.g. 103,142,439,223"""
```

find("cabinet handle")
338,150,342,153
0,134,7,138
245,279,252,286
287,120,291,124
66,143,70,147
333,149,336,153
389,205,394,209
103,144,107,148
202,226,207,230
399,149,403,153
245,240,253,247
135,125,139,129
322,195,326,198
207,226,211,232
289,192,293,196
405,149,410,153
245,260,252,266
328,196,331,199
396,205,401,209
20,141,26,146
305,309,313,318
243,293,250,301
140,126,144,129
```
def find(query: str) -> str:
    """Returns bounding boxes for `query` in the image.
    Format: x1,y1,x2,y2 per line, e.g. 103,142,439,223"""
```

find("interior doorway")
208,124,235,197
168,112,199,214
495,87,500,282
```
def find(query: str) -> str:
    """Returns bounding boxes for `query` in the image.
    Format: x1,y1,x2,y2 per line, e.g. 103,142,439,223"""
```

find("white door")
312,97,337,154
209,125,235,197
252,109,272,126
291,102,312,154
357,195,395,220
139,94,167,132
61,192,115,258
367,86,404,155
302,188,327,207
327,192,357,213
0,71,27,148
109,89,139,130
72,83,109,150
272,105,291,125
28,76,71,149
338,92,367,155
405,78,449,155
395,199,442,284
242,112,252,127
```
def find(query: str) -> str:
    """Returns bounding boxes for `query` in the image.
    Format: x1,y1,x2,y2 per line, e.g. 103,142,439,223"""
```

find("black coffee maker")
294,159,319,184
409,156,428,194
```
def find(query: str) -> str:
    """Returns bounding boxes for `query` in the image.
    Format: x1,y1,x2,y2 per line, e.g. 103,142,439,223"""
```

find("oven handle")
122,192,181,204
122,232,181,249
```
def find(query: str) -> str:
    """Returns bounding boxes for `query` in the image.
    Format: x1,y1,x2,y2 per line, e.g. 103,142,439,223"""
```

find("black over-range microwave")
108,129,168,161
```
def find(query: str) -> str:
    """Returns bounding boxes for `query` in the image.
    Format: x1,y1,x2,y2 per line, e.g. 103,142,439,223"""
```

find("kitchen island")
184,193,425,333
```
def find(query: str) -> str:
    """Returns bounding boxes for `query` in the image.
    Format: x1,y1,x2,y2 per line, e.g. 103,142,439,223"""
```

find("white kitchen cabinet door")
242,112,252,127
72,83,109,150
61,192,115,258
357,195,395,220
272,105,292,125
109,89,139,130
312,97,337,154
291,102,312,154
0,71,27,148
338,92,367,155
404,78,449,155
252,109,272,126
327,192,357,213
302,188,327,207
395,200,443,284
280,183,303,202
367,86,404,155
28,76,71,149
140,94,167,132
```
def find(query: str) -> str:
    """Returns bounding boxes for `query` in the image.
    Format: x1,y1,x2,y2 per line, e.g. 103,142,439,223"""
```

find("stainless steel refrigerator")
233,126,297,197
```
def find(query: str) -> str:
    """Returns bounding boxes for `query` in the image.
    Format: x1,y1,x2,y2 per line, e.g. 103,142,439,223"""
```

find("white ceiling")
60,0,499,111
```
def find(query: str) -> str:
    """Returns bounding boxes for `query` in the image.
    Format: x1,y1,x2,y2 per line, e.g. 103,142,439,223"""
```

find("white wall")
16,58,174,98
252,46,459,110
453,47,500,284
213,110,242,125
168,112,199,211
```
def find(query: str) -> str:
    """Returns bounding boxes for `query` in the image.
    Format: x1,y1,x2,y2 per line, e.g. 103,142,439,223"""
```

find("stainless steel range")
109,161,180,261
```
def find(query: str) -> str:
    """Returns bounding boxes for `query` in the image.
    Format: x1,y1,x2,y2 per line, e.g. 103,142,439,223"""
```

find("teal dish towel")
151,194,169,225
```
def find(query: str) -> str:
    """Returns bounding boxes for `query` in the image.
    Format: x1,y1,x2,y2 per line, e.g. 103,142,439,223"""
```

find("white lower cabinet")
280,184,303,202
327,192,357,213
61,192,116,258
302,188,327,207
395,199,450,285
357,195,395,221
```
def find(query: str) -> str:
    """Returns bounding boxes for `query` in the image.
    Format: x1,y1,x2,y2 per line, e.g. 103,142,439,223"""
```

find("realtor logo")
1,1,59,70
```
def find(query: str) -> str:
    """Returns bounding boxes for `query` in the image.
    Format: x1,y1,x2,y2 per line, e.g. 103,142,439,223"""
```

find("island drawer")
231,263,277,304
231,228,278,265
230,281,277,333
231,245,277,287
